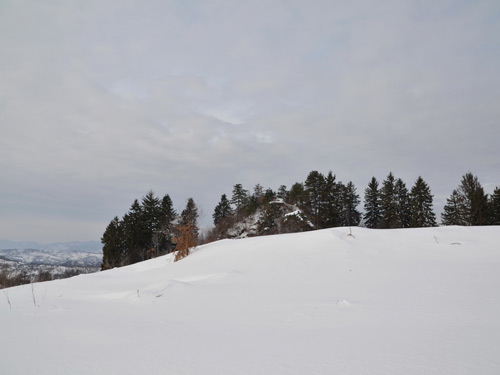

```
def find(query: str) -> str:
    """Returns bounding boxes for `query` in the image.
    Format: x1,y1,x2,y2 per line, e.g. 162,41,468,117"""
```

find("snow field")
1,226,499,374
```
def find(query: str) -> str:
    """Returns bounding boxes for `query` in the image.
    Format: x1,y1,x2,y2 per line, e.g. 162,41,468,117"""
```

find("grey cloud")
1,0,498,241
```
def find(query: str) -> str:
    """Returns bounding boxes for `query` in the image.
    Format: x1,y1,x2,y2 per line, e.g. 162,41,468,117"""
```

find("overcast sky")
1,0,499,243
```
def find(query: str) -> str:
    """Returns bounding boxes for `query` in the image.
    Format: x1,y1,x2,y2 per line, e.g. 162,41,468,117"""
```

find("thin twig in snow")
3,290,11,309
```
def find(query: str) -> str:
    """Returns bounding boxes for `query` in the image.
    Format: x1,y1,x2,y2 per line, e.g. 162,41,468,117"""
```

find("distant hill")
0,239,102,284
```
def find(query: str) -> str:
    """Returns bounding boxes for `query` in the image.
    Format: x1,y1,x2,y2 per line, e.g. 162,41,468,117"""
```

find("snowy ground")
1,226,499,375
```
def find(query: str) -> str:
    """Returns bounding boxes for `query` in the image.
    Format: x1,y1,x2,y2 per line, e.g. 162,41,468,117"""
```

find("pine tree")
141,191,163,256
442,172,488,225
141,191,162,232
231,184,249,212
277,185,288,201
363,177,381,228
213,194,233,226
322,171,341,228
288,182,304,205
459,172,489,225
442,190,466,225
257,201,282,235
178,198,199,240
395,178,411,228
253,184,264,201
155,194,177,255
303,171,326,228
122,199,149,264
101,217,124,270
380,173,399,228
263,188,276,205
409,176,436,227
174,198,199,261
340,181,361,227
489,187,500,225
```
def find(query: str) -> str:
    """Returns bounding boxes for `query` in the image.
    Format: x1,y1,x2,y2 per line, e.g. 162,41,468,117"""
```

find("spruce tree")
160,194,177,228
380,173,399,228
101,217,124,269
174,198,199,261
178,198,199,240
257,201,282,235
442,172,489,225
253,184,264,201
263,188,276,205
213,194,233,226
363,177,381,229
303,170,326,228
409,176,436,227
395,178,411,228
277,185,288,201
122,199,149,264
288,182,304,205
442,190,466,225
141,191,163,250
340,181,361,227
459,172,489,225
231,184,249,212
156,194,176,255
489,187,500,225
322,171,341,228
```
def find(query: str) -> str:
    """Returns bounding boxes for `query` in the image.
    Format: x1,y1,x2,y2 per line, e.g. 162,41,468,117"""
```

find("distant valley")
0,240,102,286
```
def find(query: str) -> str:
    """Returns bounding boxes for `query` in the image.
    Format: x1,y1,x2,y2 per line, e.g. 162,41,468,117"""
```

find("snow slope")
1,226,499,375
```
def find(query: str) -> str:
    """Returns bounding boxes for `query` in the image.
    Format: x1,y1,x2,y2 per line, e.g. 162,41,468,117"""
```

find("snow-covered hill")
0,248,102,267
0,245,102,282
1,226,499,375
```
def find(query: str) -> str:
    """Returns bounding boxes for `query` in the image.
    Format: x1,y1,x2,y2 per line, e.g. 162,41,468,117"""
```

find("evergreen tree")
174,198,199,261
489,187,500,225
395,178,411,228
122,199,149,264
263,188,276,205
231,184,249,212
459,172,489,225
442,190,466,225
322,171,341,228
245,194,259,215
288,182,304,205
340,181,361,227
155,194,177,255
211,194,235,240
409,176,436,227
178,198,199,241
253,184,264,201
380,172,400,228
101,217,124,270
303,171,326,228
442,172,489,225
141,191,163,254
160,194,177,228
363,177,381,229
277,185,288,201
213,194,233,226
257,201,282,235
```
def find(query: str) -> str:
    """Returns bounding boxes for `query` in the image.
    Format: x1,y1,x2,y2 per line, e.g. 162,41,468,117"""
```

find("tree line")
208,170,499,239
101,171,499,268
101,192,199,269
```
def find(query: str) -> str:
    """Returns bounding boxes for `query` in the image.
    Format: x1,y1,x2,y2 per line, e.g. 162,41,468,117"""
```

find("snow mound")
1,226,500,375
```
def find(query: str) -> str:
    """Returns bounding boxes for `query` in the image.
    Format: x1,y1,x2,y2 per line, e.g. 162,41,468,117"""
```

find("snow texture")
1,226,499,375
